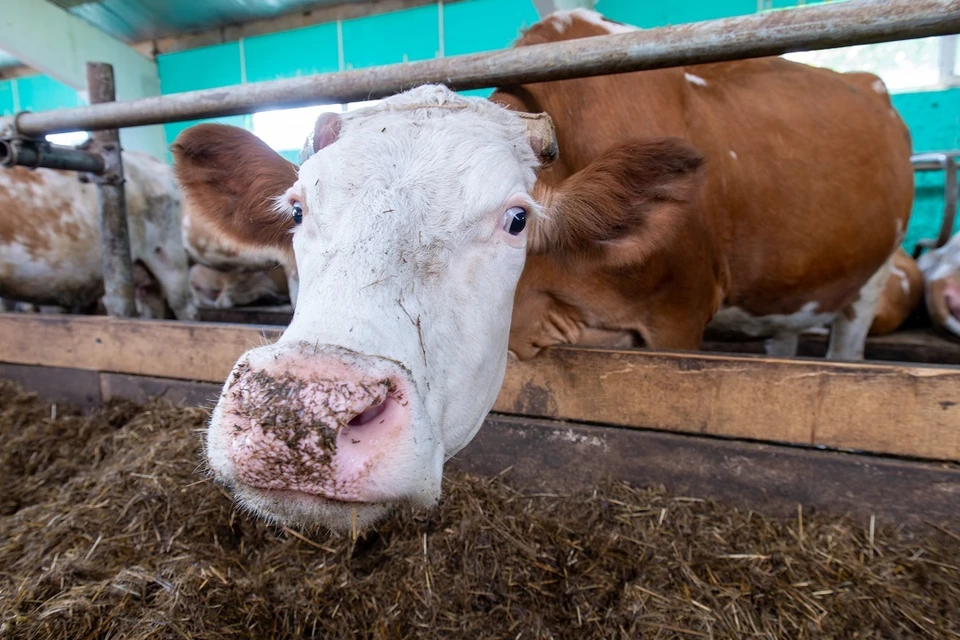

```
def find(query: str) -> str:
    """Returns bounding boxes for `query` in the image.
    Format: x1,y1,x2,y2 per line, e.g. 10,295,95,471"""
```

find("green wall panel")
158,42,245,158
342,4,440,69
0,80,15,115
443,0,539,57
892,88,960,251
244,22,340,82
15,75,81,112
596,0,755,27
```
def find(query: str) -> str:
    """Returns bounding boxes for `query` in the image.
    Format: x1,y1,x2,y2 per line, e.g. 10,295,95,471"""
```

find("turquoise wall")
0,74,84,116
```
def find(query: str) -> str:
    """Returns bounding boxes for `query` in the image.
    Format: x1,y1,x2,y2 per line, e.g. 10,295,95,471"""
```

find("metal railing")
912,151,959,256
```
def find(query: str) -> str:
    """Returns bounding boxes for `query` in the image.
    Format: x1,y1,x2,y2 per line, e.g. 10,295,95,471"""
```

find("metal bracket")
0,135,106,174
912,151,959,258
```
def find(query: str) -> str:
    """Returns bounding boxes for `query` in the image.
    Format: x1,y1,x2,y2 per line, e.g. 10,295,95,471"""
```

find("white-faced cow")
173,10,912,533
502,10,914,360
918,230,960,338
0,151,196,319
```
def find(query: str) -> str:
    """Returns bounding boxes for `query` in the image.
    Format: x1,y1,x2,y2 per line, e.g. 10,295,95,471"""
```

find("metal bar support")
0,137,105,173
2,0,959,136
86,62,136,318
912,152,959,256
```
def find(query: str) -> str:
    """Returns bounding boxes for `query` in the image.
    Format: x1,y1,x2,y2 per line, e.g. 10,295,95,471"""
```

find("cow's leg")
826,254,893,360
764,332,799,357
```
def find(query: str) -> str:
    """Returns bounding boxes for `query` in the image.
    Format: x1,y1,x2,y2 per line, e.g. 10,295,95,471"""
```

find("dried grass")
1,379,958,639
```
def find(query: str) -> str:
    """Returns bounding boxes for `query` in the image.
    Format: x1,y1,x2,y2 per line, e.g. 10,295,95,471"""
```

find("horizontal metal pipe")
7,0,960,136
0,138,105,173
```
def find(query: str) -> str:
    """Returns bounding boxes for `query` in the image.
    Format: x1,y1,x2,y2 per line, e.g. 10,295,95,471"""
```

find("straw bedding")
1,380,957,639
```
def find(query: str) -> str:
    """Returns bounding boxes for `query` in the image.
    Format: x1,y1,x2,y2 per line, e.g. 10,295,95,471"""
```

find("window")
783,35,959,93
46,131,90,146
251,100,383,155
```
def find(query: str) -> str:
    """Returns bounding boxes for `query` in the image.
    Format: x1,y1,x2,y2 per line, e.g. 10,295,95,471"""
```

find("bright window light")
252,104,342,152
783,37,942,92
345,100,382,111
46,131,90,146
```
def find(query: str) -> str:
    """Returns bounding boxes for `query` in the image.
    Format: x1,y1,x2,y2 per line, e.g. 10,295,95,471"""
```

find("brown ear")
530,138,705,264
171,124,298,256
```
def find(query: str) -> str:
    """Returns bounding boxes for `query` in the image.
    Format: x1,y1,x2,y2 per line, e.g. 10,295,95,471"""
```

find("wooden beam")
458,415,960,530
0,0,165,157
0,63,40,80
132,0,467,58
0,313,957,460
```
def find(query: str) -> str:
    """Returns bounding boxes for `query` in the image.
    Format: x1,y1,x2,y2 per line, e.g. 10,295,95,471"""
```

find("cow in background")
918,230,960,338
499,10,913,361
189,263,290,309
178,133,300,305
0,151,195,319
869,248,924,336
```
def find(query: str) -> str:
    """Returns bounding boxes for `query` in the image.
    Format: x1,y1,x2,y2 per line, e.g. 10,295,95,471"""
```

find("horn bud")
518,112,558,167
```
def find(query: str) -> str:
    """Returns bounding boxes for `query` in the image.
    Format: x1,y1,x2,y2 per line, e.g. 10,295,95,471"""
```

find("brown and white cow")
501,10,914,360
869,247,923,336
0,151,196,319
918,230,960,338
189,263,290,308
172,10,911,532
179,133,300,305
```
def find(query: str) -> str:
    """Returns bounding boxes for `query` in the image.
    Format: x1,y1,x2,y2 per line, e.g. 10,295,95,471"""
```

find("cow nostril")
348,398,388,427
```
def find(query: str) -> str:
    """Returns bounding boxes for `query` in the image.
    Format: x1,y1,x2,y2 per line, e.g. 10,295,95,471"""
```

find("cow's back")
0,166,103,306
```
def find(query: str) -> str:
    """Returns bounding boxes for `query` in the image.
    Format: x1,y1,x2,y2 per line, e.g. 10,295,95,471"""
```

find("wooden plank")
0,314,958,460
100,373,222,407
0,314,281,383
0,363,101,410
455,414,960,530
493,347,960,461
702,328,960,365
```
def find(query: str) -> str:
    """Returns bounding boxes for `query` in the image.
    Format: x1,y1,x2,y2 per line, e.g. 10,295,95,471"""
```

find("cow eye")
502,206,526,236
292,202,304,225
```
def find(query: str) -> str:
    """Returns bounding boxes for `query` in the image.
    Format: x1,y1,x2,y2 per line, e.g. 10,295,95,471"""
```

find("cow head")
918,232,960,338
173,86,556,531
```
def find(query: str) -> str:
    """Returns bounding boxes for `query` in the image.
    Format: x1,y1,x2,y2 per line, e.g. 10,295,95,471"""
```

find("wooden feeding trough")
1,0,959,531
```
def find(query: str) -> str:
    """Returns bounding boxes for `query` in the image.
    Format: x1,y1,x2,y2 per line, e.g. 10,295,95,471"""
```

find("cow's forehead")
298,85,539,186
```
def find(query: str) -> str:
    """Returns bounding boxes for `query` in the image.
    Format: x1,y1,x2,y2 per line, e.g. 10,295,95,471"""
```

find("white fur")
890,263,911,295
559,8,637,33
918,231,960,282
685,73,708,87
826,253,892,360
729,150,738,160
710,301,836,340
205,86,544,531
872,79,887,94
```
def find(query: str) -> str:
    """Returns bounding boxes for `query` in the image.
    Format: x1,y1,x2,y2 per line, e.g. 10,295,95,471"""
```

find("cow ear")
529,138,705,264
172,124,298,257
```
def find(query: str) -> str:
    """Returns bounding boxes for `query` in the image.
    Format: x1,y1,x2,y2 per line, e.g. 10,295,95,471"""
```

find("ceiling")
48,0,365,43
2,0,370,71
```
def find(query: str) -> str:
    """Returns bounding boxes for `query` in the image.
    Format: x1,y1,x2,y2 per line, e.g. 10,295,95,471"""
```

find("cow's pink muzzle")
210,342,414,503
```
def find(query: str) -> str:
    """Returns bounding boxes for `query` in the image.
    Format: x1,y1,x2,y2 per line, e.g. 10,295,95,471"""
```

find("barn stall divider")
1,0,959,529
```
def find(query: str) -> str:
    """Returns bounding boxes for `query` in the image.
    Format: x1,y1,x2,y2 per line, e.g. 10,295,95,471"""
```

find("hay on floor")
0,380,958,639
